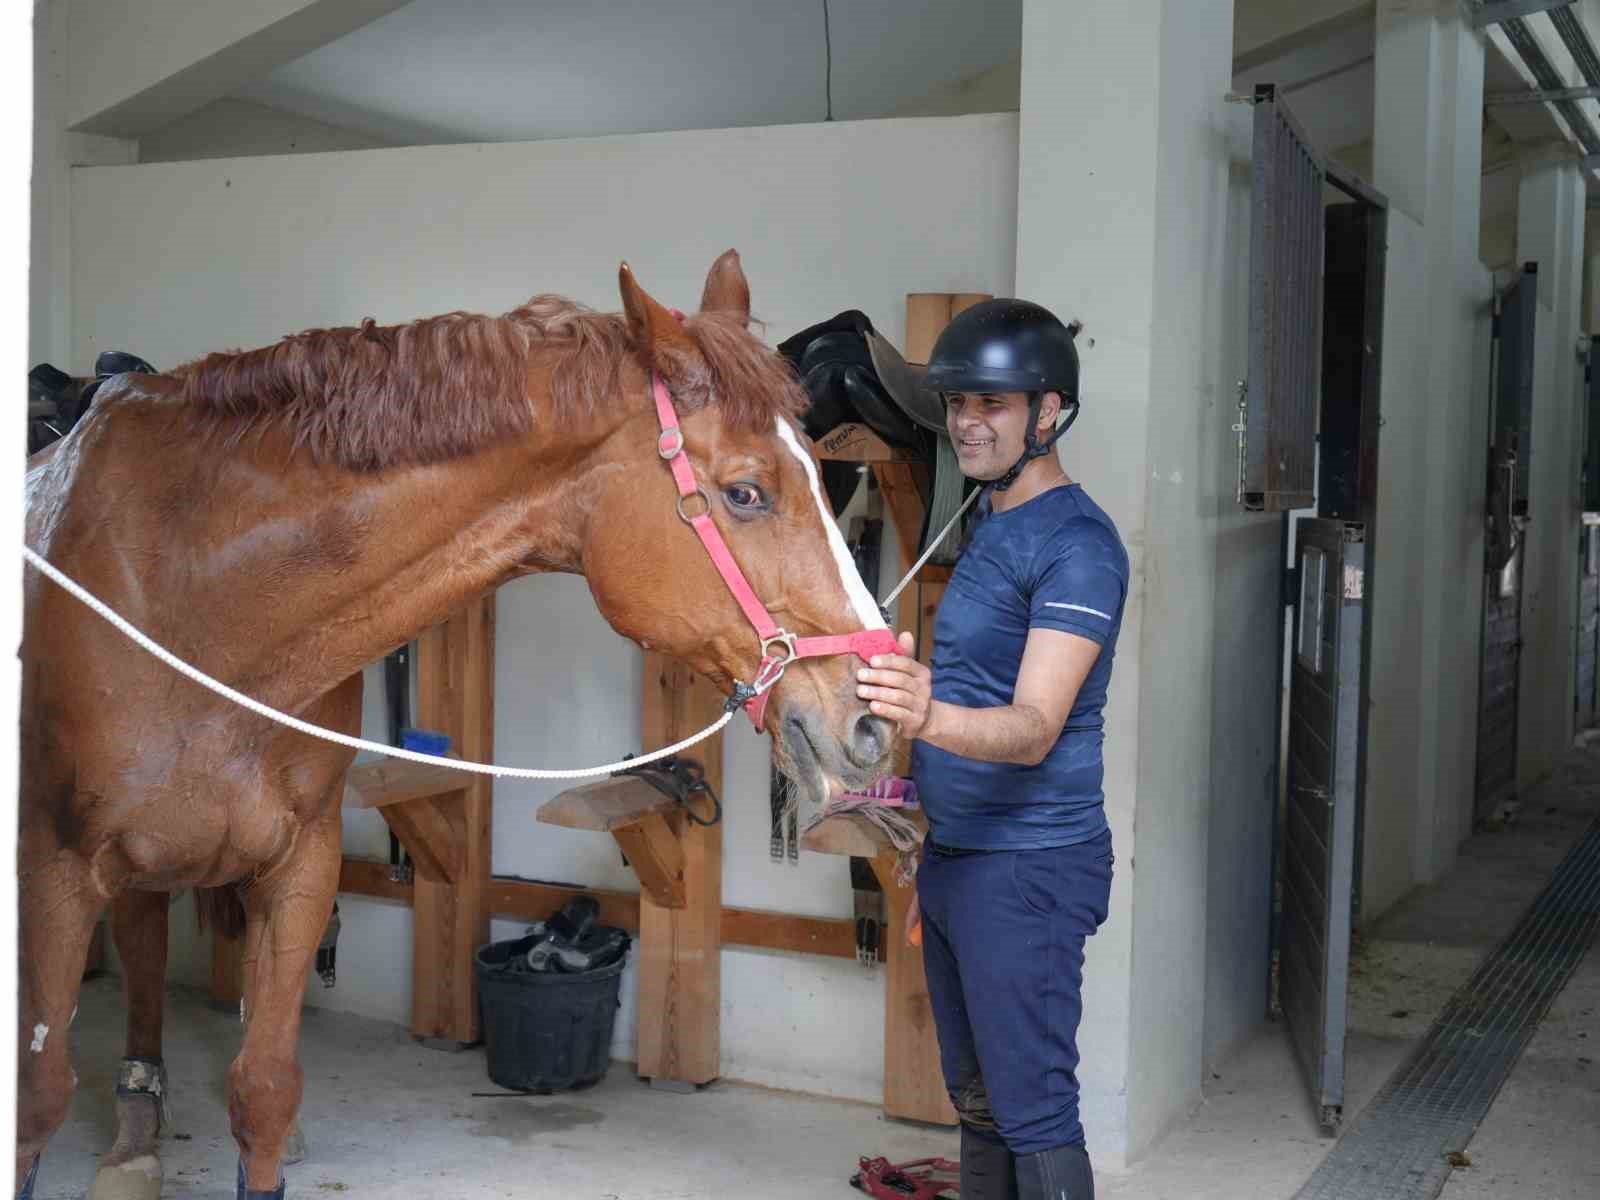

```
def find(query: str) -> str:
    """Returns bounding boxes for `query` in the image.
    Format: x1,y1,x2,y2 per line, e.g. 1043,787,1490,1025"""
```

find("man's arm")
857,629,1102,766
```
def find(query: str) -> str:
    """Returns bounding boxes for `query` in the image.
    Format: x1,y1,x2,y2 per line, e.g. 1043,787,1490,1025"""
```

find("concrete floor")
37,744,1600,1199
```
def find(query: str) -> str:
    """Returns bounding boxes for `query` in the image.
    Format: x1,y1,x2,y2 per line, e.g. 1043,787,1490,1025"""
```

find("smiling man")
856,299,1127,1200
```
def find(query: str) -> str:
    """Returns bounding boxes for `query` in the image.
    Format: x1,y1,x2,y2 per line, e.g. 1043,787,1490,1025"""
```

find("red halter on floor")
651,369,897,732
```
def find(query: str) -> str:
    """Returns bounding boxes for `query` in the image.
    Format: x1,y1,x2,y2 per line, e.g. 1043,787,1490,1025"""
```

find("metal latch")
1232,380,1249,505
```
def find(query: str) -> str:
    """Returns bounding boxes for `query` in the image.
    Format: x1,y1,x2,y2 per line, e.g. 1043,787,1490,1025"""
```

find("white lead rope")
878,486,982,612
20,488,972,782
21,545,734,781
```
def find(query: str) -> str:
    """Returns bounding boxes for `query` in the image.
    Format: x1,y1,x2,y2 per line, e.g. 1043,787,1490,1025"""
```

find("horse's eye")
723,482,769,512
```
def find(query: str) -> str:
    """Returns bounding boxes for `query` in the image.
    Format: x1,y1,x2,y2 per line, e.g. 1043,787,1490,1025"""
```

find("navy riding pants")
916,830,1113,1154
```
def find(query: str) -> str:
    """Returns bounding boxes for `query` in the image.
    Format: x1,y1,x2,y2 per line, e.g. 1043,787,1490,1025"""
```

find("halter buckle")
658,427,685,459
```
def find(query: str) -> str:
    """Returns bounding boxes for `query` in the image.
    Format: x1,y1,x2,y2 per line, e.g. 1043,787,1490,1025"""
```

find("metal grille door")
1282,518,1366,1129
1494,265,1537,519
1244,86,1326,511
1477,548,1523,820
1477,270,1536,818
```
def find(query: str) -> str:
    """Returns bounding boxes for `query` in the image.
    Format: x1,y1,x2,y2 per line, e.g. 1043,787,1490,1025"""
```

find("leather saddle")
781,312,972,563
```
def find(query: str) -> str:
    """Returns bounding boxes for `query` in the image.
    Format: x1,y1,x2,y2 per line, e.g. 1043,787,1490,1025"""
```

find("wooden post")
409,596,494,1045
870,854,957,1125
635,652,724,1088
905,292,989,361
849,291,989,1125
905,294,954,362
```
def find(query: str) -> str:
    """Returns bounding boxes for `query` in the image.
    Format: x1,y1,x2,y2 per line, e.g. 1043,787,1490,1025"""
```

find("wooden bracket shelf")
345,760,468,885
537,777,687,910
800,810,924,859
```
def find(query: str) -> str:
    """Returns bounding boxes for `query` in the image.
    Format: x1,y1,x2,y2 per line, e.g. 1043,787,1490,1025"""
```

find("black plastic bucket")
475,933,628,1093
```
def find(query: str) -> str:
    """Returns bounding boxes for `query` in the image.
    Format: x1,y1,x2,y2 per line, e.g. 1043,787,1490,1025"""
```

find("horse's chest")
76,727,324,887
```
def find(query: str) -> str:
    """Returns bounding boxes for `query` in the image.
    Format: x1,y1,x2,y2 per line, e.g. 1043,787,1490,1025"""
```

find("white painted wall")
1203,142,1283,1075
69,113,1020,1104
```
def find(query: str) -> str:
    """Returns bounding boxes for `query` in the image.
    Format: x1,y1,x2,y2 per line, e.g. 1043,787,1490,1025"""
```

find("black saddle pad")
26,349,157,456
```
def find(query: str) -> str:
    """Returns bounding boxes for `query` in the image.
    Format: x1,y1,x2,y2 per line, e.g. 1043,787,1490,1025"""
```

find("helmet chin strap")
989,396,1080,492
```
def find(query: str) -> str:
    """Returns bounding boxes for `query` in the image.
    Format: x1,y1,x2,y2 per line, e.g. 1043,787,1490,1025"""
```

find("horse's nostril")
851,713,893,764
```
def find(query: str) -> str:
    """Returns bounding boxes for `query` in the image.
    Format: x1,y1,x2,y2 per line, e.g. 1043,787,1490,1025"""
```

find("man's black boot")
959,1122,1018,1200
1015,1143,1094,1200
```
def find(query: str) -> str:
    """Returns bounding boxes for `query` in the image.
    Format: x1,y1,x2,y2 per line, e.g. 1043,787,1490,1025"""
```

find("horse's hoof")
237,1158,286,1200
283,1121,307,1165
88,1155,162,1200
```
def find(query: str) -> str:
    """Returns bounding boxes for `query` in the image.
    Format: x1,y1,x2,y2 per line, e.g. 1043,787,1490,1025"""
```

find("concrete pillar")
1016,0,1236,1167
1365,0,1491,918
31,0,73,367
1516,159,1587,790
31,0,137,369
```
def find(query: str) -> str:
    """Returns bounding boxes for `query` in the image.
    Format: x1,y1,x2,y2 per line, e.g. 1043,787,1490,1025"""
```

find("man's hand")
857,632,936,740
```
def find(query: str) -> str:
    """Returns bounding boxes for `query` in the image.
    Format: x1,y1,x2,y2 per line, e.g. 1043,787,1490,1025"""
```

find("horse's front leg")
229,807,342,1199
15,844,104,1199
90,888,170,1200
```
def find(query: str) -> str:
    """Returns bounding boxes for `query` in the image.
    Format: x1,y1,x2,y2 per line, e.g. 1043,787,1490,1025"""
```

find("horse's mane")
174,296,806,471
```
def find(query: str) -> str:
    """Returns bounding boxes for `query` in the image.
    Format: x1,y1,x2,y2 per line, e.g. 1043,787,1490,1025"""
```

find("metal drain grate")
1293,814,1600,1200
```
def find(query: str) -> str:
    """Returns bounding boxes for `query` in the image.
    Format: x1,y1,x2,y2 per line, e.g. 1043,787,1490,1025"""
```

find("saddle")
780,312,973,564
27,350,155,456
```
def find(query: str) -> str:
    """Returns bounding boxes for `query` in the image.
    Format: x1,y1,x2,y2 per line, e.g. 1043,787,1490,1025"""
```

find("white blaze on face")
775,417,887,630
31,1023,48,1053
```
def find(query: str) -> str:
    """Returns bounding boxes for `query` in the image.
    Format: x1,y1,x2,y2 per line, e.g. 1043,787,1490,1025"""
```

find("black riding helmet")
923,299,1081,490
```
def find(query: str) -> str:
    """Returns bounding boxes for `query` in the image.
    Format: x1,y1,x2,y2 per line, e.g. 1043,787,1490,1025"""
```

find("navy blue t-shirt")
911,484,1129,850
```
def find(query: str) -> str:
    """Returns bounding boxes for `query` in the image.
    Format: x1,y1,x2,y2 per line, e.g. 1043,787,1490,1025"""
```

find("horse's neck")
75,414,608,713
263,440,597,697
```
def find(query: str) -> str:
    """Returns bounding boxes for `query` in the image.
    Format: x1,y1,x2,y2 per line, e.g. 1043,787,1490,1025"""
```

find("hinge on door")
1284,564,1300,608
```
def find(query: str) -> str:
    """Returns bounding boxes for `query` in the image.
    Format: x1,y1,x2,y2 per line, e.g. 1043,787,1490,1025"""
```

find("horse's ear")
619,261,695,368
699,249,751,326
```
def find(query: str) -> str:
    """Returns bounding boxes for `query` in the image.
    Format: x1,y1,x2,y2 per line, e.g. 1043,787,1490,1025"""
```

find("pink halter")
651,370,898,731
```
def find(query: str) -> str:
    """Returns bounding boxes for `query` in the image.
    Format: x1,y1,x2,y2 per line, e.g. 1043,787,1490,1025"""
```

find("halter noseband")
651,370,898,732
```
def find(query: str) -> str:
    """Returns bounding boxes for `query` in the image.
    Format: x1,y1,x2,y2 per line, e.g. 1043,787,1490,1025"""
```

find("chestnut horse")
19,251,896,1199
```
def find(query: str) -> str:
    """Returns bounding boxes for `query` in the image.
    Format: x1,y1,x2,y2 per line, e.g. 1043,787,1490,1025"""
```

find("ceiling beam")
1488,84,1600,103
1232,1,1374,75
1496,13,1600,152
1473,1,1575,30
68,0,412,138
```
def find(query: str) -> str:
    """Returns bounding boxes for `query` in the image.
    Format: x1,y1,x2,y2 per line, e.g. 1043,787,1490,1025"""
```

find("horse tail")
193,884,247,941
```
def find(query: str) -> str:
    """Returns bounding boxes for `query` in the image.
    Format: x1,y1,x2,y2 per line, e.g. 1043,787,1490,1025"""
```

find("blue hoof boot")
237,1159,286,1199
17,1157,38,1200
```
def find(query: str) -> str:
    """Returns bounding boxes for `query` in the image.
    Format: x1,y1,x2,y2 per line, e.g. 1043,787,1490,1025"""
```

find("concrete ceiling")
1231,10,1376,157
234,0,1023,145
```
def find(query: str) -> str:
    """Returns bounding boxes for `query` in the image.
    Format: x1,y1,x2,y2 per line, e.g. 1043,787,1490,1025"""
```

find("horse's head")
581,251,897,801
